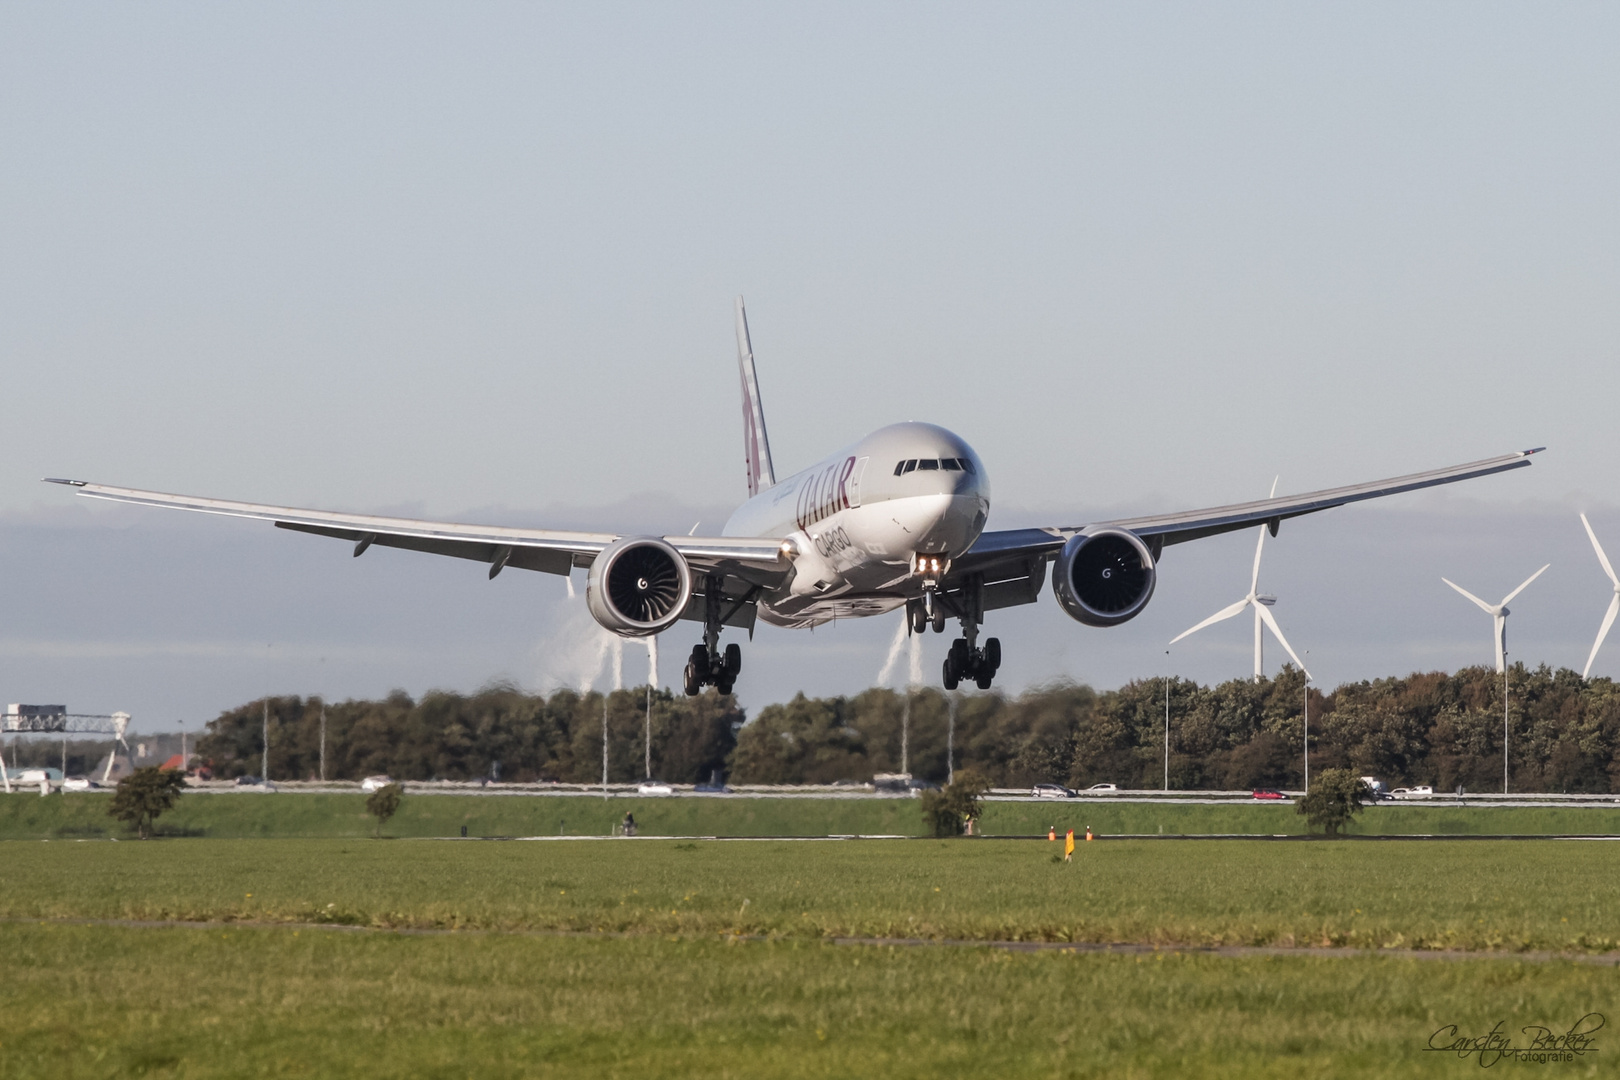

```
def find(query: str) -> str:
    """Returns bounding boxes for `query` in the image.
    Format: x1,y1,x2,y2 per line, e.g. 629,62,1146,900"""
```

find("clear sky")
2,4,1617,732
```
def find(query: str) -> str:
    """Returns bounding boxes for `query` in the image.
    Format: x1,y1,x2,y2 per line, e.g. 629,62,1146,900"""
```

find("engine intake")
1052,528,1156,627
586,536,692,637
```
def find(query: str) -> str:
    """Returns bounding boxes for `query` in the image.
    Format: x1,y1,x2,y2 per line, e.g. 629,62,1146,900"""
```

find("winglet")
735,297,776,497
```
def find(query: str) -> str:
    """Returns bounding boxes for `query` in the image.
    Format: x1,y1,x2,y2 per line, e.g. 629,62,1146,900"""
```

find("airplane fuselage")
722,422,990,627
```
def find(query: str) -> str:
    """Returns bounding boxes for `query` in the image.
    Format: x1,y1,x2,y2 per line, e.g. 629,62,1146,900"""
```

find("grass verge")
6,791,1620,841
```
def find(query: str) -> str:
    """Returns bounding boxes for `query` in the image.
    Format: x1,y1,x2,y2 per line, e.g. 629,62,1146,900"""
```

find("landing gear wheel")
911,603,927,635
682,662,701,697
723,643,742,678
975,671,995,690
931,608,947,634
942,655,960,691
715,679,734,696
983,637,1001,672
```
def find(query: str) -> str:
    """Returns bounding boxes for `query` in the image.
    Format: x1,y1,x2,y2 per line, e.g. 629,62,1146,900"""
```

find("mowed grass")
4,837,1618,952
1,921,1612,1080
6,790,1620,840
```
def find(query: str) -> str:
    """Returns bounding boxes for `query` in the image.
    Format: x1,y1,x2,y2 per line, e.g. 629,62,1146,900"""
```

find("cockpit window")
901,459,918,474
941,458,961,471
917,459,939,471
958,457,976,475
893,461,905,476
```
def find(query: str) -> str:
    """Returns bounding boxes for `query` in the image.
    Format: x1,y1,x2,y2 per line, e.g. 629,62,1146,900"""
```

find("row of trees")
194,664,1620,793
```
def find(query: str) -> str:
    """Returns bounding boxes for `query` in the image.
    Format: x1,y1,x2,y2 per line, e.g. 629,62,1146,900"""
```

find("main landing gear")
943,634,1000,691
912,577,1002,691
683,576,742,696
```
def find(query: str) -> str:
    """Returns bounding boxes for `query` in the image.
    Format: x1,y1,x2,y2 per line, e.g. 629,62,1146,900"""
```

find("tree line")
193,664,1620,793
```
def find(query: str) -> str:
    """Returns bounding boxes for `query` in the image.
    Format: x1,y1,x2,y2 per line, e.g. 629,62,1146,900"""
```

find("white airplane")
48,299,1541,696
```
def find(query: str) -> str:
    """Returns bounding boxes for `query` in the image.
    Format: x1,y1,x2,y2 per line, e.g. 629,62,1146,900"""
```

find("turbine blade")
1170,598,1251,644
1582,514,1619,587
1268,476,1279,499
1583,593,1620,679
1256,603,1312,680
1250,527,1266,595
1500,563,1550,606
1443,578,1497,615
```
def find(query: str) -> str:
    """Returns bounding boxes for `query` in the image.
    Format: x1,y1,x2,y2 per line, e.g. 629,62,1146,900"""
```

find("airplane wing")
42,480,790,590
950,447,1543,604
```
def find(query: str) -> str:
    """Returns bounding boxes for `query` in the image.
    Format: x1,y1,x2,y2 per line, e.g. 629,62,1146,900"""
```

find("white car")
360,775,393,792
61,777,98,792
1031,783,1073,799
637,782,674,796
1401,785,1435,799
1084,783,1120,795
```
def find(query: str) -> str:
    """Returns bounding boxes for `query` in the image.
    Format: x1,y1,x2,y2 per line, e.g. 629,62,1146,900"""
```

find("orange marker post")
1048,826,1056,841
1085,826,1093,842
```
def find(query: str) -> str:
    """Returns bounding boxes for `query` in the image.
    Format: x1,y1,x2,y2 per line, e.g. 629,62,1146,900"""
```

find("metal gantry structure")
0,705,132,791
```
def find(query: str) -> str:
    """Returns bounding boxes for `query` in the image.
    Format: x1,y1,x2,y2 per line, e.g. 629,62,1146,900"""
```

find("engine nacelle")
586,536,692,637
1052,528,1157,627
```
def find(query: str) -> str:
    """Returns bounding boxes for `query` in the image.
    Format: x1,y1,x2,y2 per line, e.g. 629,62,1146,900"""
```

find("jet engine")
586,536,692,637
1052,528,1156,627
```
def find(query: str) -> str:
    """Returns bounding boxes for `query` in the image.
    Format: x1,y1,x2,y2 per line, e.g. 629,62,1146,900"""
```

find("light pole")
901,688,910,777
319,706,327,783
1163,650,1170,792
1303,651,1310,793
261,698,269,783
1503,652,1510,795
946,691,957,786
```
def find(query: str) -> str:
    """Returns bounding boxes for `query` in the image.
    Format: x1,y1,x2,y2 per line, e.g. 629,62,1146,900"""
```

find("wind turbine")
1170,480,1312,682
1441,565,1549,674
1580,514,1618,679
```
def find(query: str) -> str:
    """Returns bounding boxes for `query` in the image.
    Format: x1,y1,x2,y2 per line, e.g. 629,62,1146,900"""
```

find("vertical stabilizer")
735,296,776,497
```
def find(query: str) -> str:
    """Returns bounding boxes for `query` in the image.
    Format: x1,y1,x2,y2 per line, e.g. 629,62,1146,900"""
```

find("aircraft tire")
682,662,701,697
724,643,742,677
942,656,960,691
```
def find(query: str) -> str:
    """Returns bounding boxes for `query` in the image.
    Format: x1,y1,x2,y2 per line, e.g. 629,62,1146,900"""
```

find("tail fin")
735,296,776,497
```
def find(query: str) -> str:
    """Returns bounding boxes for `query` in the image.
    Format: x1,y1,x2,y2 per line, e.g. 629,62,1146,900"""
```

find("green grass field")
3,838,1616,1077
1,838,1617,1077
3,837,1617,951
5,790,1620,840
2,923,1610,1080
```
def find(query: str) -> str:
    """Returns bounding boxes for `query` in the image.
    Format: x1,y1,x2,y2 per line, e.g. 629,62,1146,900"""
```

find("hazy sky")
3,5,1617,732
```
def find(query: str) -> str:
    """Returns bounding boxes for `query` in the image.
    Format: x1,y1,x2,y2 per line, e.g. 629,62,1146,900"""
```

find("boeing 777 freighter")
48,299,1540,696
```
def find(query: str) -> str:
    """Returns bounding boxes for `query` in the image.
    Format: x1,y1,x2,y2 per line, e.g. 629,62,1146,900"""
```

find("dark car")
1251,789,1285,800
693,782,733,794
